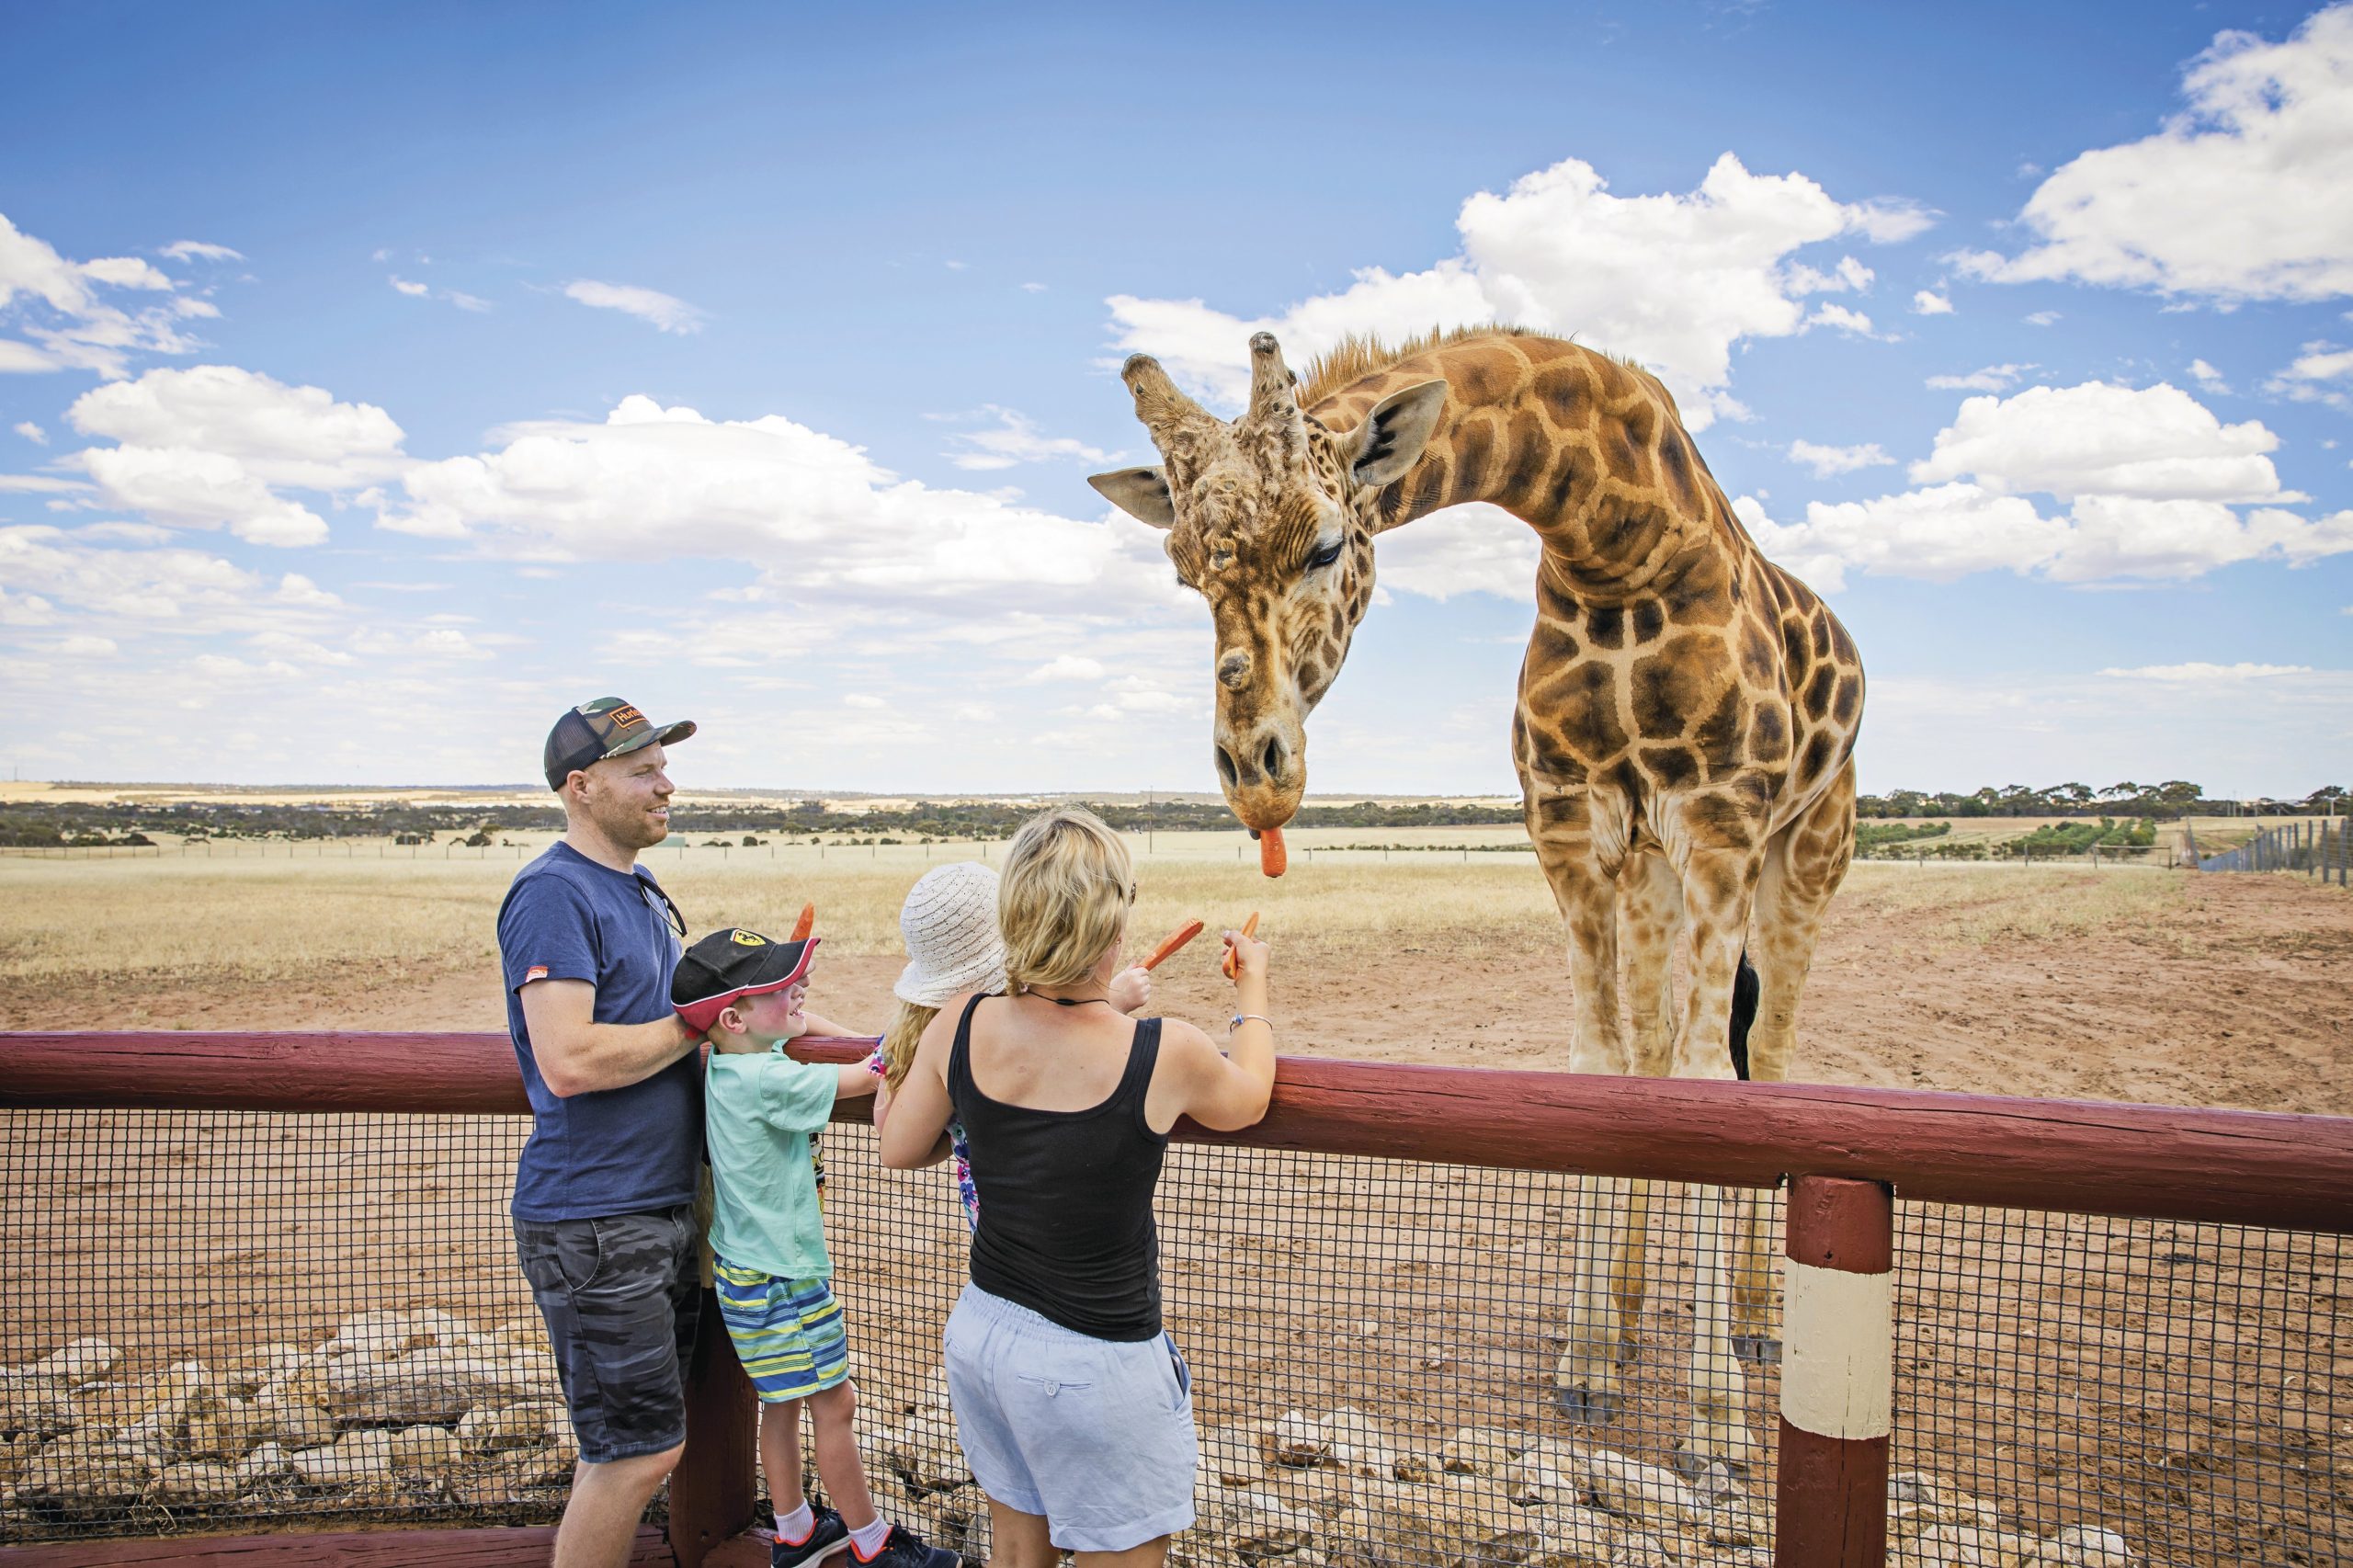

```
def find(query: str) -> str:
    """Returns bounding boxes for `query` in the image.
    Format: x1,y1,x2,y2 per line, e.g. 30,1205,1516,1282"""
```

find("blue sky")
2,1,2348,797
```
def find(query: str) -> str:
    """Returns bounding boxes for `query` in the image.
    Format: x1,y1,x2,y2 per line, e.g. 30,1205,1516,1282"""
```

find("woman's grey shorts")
942,1283,1198,1551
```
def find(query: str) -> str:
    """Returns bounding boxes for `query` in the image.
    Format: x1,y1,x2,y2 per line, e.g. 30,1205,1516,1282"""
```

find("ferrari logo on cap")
731,929,767,946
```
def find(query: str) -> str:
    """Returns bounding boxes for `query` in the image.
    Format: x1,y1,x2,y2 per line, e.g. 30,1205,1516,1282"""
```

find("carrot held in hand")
1142,918,1205,971
790,903,815,942
1258,825,1287,878
1221,911,1261,980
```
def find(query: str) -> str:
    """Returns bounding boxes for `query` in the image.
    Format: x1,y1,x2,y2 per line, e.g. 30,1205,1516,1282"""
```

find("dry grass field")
3,832,2347,1112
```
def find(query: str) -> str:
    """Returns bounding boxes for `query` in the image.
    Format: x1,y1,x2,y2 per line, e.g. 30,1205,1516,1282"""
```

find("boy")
673,927,958,1568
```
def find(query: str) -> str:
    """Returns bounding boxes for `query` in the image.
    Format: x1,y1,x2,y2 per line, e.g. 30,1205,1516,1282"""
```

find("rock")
1323,1405,1399,1478
151,1460,241,1506
317,1309,473,1364
1440,1426,1522,1475
256,1395,337,1451
1461,1525,1547,1567
1601,1528,1677,1568
292,1427,394,1488
1439,1473,1523,1535
1562,1449,1704,1528
0,1377,74,1441
459,1399,563,1451
331,1347,550,1426
232,1442,293,1488
1502,1454,1579,1507
1701,1502,1770,1549
222,1344,308,1398
119,1359,216,1451
2052,1527,2131,1566
897,1411,968,1492
1266,1410,1329,1468
16,1433,160,1513
28,1338,119,1388
185,1396,276,1461
1903,1524,2045,1568
1390,1448,1438,1482
1276,1462,1355,1518
1229,1486,1315,1561
0,1433,39,1488
1203,1425,1267,1486
1527,1505,1620,1568
388,1423,465,1476
1693,1460,1744,1507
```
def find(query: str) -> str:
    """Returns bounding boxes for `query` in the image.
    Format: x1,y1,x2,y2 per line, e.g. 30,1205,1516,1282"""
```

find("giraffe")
1089,326,1863,1470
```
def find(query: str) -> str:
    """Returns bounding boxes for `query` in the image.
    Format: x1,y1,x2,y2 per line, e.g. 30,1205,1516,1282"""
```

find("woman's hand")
1108,964,1153,1016
1222,926,1269,989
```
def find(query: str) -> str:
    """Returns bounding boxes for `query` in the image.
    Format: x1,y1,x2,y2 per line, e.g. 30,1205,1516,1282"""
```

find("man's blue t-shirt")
496,841,700,1222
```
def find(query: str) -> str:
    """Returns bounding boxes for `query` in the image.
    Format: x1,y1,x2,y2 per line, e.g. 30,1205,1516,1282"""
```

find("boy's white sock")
848,1516,892,1557
776,1501,814,1544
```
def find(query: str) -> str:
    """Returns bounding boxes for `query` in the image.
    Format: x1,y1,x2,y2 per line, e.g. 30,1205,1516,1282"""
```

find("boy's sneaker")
771,1504,850,1568
848,1523,961,1568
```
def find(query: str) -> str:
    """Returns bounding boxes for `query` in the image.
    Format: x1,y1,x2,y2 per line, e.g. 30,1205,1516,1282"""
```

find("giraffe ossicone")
1090,326,1866,1471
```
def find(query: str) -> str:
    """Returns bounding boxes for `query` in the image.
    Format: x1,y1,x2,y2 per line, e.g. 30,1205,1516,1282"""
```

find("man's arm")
519,979,700,1097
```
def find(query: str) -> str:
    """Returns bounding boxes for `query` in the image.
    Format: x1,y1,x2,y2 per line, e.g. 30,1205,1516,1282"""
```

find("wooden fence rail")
4,1031,2351,1568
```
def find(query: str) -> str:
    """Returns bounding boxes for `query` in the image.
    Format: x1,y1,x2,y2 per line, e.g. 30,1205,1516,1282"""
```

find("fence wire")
1,1107,2344,1568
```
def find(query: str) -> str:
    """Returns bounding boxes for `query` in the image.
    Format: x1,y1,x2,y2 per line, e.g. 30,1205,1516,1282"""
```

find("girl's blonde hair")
879,1001,935,1092
999,806,1133,995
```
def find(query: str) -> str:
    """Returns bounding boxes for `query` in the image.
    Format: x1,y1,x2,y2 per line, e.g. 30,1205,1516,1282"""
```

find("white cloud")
1952,6,2353,302
160,241,243,263
1912,290,1954,315
2099,661,2314,680
2188,358,2230,392
1803,302,1881,336
1370,503,1542,601
0,211,206,376
842,693,888,709
1022,654,1108,683
2025,310,2063,326
1788,438,1895,477
940,406,1114,471
1106,152,1933,431
1020,282,1047,293
448,290,493,312
1926,362,2033,392
56,633,117,658
563,279,706,335
13,421,44,444
78,446,329,546
390,277,430,297
1910,381,2291,502
274,572,341,608
2263,340,2353,408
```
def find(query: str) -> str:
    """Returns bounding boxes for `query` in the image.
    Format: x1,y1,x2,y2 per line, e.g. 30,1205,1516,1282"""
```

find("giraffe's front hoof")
1731,1333,1781,1366
1555,1385,1621,1426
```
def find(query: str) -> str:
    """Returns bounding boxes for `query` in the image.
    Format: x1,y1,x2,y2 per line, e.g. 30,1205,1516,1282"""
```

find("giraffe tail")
1729,949,1758,1083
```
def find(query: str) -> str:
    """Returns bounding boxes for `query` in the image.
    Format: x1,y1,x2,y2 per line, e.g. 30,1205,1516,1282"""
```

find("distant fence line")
2187,818,2349,884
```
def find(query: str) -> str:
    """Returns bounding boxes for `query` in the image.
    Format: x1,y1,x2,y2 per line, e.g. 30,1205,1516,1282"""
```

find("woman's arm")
1153,927,1275,1132
878,995,964,1169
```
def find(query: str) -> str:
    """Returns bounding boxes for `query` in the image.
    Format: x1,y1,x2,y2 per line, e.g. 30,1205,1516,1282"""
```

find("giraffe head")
1089,333,1448,830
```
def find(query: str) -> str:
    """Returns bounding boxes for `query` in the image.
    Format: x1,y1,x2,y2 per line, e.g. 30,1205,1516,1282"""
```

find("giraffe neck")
1327,337,1746,606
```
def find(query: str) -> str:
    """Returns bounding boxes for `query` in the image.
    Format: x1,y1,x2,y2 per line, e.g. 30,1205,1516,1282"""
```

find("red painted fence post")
667,1287,759,1566
1774,1175,1893,1568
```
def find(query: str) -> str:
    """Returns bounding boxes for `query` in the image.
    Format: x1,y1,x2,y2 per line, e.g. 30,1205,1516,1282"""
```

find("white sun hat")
893,860,1007,1007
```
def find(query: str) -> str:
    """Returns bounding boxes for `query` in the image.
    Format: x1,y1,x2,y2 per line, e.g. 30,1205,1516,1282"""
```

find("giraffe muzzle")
1213,722,1303,832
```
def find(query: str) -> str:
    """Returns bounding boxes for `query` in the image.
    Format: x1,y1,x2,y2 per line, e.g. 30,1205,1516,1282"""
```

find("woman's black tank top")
947,994,1168,1342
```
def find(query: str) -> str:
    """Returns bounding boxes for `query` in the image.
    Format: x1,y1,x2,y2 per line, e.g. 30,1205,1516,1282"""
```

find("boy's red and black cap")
672,927,820,1033
544,697,696,790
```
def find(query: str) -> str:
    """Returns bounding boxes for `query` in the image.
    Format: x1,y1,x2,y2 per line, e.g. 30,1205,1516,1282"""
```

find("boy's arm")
757,1053,844,1131
832,1063,878,1099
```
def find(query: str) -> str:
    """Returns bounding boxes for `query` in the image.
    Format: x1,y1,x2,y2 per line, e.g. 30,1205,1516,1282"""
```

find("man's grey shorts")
942,1282,1198,1551
512,1205,698,1464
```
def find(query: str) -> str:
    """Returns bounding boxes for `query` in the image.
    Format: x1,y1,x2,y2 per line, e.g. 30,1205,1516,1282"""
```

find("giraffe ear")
1344,379,1449,487
1087,466,1176,529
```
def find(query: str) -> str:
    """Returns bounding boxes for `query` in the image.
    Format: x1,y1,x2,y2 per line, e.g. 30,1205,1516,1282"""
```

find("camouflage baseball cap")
543,697,697,790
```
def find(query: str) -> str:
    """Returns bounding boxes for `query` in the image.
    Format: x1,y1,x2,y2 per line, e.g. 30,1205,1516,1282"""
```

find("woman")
879,807,1274,1566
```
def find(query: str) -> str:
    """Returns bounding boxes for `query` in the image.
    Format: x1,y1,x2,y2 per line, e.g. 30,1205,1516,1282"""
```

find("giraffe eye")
1307,538,1344,572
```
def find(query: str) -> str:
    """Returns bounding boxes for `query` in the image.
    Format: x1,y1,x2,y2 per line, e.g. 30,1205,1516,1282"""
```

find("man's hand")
519,979,699,1097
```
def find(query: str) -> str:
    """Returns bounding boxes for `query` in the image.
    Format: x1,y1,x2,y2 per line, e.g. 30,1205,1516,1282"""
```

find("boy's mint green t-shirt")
704,1046,839,1281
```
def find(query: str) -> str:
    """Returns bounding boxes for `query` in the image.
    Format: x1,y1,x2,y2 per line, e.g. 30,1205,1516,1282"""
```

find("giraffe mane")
1296,324,1532,409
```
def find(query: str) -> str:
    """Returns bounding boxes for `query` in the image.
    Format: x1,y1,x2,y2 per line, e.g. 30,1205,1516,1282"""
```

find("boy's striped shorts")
711,1255,851,1403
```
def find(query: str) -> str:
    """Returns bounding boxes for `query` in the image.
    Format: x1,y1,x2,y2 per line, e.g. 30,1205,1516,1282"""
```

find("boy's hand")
1108,964,1152,1016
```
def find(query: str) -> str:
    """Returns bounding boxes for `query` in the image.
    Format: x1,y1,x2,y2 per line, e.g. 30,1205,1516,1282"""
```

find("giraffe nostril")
1214,745,1239,790
1262,737,1284,782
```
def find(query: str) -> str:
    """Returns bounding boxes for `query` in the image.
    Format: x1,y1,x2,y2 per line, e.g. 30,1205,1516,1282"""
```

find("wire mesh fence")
1,1103,2345,1565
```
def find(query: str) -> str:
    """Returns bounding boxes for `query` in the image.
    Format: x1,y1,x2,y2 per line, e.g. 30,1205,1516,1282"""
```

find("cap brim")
676,936,817,1033
606,720,696,761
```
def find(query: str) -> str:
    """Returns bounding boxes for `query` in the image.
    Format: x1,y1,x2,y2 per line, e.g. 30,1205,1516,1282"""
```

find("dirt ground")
4,869,2347,1562
11,869,2345,1115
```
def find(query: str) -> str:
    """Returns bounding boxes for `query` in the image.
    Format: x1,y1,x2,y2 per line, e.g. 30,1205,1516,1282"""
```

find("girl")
878,808,1274,1566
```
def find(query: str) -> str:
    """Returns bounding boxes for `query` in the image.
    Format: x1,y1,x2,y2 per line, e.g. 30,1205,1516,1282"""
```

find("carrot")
1221,911,1261,980
1141,918,1205,971
1258,825,1287,878
790,903,815,943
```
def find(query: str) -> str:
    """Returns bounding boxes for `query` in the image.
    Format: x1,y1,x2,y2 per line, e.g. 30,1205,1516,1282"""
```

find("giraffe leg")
1609,853,1681,1370
1668,840,1766,1474
1530,805,1630,1426
1733,759,1859,1365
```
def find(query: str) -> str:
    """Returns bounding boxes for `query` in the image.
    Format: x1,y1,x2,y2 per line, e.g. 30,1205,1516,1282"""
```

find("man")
498,697,704,1568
